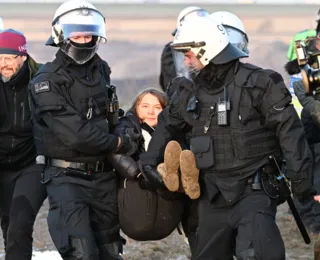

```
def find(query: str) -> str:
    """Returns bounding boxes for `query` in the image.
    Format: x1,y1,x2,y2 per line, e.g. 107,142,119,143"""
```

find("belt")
48,159,111,172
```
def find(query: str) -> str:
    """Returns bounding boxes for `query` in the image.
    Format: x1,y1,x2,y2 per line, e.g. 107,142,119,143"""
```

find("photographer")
286,9,320,117
292,36,320,127
289,36,320,232
293,80,320,232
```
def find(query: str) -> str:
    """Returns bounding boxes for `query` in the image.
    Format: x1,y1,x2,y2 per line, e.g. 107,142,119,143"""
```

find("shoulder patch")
269,72,283,85
34,81,50,94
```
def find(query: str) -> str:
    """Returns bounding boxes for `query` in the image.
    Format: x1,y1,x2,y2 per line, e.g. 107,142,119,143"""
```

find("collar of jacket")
54,50,105,85
55,49,101,72
27,55,41,79
194,60,238,94
125,111,143,134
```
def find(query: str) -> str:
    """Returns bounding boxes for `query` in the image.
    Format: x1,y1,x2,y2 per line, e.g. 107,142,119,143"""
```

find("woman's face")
136,93,163,127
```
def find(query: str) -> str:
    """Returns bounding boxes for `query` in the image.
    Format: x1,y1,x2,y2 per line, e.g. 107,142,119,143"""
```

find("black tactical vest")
183,63,280,175
32,61,113,163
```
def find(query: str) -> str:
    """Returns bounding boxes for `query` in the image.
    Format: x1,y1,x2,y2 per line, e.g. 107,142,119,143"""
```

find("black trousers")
181,198,199,256
44,166,121,260
0,163,47,260
193,191,285,260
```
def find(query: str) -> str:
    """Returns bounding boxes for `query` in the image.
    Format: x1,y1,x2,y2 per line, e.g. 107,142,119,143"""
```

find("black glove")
141,165,165,190
125,128,141,141
291,178,317,203
115,128,140,155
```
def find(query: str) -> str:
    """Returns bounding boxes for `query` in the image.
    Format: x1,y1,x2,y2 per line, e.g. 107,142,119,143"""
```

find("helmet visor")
57,9,106,43
172,48,203,81
225,27,249,54
171,41,207,80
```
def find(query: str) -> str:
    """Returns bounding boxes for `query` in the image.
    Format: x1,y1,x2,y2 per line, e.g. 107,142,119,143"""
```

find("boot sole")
163,140,181,192
180,150,200,199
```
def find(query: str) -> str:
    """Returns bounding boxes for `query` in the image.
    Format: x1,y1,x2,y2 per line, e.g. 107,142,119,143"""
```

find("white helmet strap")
196,49,206,60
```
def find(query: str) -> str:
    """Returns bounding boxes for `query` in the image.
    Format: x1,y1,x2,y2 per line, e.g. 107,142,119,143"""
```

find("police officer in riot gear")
159,6,209,92
29,0,135,259
141,17,317,259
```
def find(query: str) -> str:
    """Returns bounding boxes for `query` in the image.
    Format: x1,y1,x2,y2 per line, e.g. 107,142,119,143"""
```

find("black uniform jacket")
143,61,312,182
29,50,118,163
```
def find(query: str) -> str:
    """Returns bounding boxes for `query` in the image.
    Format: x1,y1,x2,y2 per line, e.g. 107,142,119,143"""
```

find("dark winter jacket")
0,56,41,169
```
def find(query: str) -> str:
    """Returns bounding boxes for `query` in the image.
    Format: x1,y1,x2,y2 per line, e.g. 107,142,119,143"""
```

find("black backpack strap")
234,63,262,88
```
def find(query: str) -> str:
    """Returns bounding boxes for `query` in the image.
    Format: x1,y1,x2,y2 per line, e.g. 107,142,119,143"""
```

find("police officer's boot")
180,150,200,199
157,141,181,192
64,237,99,260
98,241,122,260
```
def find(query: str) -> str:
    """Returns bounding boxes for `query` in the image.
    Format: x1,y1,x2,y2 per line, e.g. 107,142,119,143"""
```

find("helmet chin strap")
196,48,206,60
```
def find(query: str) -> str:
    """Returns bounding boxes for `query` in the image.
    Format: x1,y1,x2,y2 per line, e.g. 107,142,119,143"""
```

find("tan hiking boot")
160,140,182,192
180,150,200,199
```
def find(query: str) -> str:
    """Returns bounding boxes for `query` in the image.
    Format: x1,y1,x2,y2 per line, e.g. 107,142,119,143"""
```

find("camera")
295,38,320,95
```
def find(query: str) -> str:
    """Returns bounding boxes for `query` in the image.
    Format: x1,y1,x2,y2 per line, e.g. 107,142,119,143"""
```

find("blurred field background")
1,2,320,259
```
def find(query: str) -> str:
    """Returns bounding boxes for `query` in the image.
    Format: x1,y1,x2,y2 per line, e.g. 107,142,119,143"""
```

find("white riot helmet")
46,0,106,64
171,6,209,36
172,17,247,66
210,11,249,54
0,17,4,31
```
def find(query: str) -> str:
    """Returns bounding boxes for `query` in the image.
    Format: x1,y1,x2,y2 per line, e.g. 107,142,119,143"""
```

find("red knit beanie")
0,29,27,55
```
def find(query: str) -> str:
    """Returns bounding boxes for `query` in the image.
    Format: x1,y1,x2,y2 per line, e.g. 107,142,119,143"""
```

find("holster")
260,163,290,205
106,85,124,131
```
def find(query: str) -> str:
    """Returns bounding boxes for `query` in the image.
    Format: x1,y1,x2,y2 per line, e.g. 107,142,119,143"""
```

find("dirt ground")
0,3,320,259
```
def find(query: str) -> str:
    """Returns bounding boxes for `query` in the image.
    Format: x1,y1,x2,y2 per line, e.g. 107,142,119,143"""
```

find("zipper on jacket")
13,86,17,129
8,86,17,164
21,102,25,130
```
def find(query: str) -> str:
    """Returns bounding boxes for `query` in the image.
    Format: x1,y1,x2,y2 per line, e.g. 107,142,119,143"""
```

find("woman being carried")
110,88,199,247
